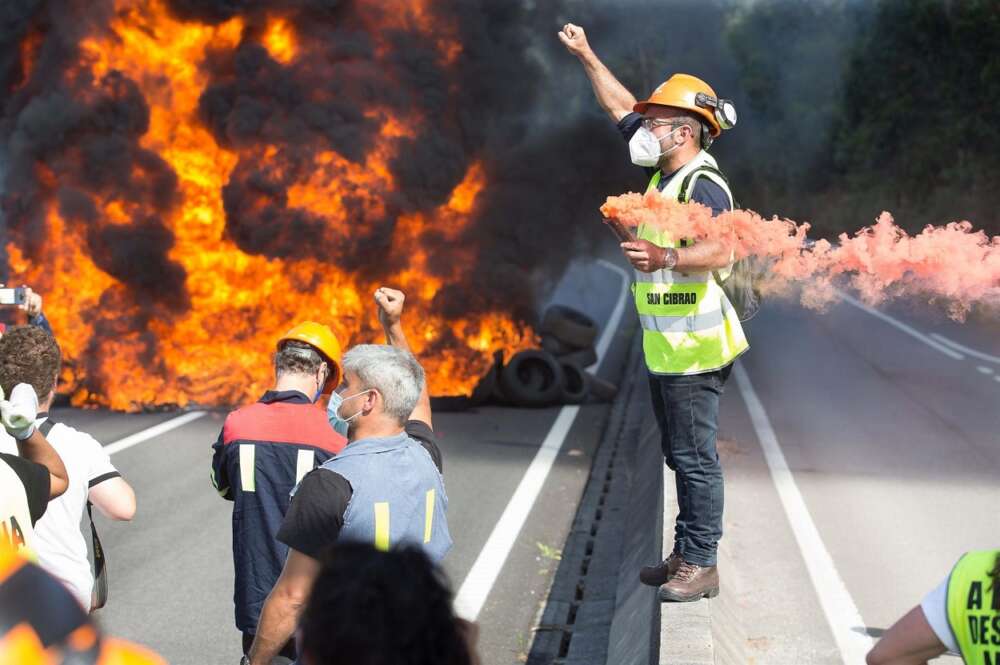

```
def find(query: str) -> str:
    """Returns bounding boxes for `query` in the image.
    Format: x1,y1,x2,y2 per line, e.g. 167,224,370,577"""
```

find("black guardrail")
528,335,662,665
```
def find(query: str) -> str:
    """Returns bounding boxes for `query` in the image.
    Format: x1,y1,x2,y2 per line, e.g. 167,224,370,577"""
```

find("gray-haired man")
246,288,451,665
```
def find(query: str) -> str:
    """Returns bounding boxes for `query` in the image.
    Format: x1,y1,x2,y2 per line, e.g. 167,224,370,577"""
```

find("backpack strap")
677,165,733,204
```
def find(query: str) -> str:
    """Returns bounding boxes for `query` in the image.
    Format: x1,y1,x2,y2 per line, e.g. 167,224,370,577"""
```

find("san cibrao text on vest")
647,292,698,305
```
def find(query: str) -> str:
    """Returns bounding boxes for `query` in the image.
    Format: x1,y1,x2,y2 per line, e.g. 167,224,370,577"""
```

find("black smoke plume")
0,0,631,389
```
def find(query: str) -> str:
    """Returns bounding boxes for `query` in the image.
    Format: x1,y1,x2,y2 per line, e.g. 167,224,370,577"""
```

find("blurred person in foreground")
0,325,135,611
212,320,348,661
246,288,452,665
296,542,478,665
0,545,164,664
867,549,1000,665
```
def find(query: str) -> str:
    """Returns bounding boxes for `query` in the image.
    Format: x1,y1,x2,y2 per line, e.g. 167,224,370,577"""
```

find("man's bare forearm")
383,321,411,353
675,239,734,272
248,592,301,665
577,50,637,123
385,321,433,427
17,429,68,498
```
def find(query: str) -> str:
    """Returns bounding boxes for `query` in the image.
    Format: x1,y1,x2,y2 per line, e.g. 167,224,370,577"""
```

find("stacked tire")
488,306,618,408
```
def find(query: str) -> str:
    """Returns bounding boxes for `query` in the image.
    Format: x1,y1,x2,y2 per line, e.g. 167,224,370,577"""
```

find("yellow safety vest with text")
947,549,1000,665
635,150,749,375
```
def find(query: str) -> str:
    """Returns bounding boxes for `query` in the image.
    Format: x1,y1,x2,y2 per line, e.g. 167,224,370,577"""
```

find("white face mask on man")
628,125,684,167
326,389,370,437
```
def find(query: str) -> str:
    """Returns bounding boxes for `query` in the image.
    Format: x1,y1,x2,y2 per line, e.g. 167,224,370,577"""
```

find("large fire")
5,0,535,410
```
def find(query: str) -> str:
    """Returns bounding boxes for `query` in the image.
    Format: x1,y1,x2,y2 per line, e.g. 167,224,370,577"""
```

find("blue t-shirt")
618,112,730,216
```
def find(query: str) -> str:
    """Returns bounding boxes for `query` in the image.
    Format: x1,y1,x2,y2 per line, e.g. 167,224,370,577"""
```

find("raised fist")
374,287,405,329
558,23,592,58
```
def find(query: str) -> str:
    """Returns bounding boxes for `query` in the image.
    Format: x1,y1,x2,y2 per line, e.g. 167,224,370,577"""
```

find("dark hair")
274,340,324,377
299,542,474,665
0,326,61,402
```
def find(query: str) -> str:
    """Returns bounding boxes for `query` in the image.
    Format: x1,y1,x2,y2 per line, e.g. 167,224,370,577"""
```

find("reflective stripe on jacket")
316,432,452,562
211,390,346,632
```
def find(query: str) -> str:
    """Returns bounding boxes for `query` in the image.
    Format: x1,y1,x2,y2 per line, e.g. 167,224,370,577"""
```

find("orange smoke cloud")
601,192,1000,318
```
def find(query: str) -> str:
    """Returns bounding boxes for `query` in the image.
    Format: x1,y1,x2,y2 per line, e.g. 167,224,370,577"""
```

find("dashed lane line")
453,259,630,621
104,411,208,456
734,363,873,665
930,332,1000,365
835,291,964,361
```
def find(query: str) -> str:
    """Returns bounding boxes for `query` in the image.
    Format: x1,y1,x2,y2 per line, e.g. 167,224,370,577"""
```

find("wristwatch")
661,247,679,271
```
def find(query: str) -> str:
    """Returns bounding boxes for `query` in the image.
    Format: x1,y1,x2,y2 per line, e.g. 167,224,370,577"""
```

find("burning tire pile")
439,306,618,410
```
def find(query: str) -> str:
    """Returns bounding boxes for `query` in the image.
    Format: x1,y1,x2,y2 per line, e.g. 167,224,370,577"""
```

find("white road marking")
929,333,1000,365
977,366,995,375
836,291,964,361
104,411,208,455
454,259,631,621
733,363,873,664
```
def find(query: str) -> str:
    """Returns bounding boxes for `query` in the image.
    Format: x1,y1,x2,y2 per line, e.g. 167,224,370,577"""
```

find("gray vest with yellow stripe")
635,150,749,375
316,432,452,562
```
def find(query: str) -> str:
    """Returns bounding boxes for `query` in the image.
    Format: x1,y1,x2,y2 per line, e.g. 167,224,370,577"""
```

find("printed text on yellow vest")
947,549,1000,665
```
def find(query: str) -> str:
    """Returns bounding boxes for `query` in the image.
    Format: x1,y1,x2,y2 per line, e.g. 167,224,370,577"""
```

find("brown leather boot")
658,560,720,602
639,551,683,586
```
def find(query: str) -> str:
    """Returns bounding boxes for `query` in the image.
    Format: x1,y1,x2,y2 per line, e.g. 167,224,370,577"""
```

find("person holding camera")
0,284,52,336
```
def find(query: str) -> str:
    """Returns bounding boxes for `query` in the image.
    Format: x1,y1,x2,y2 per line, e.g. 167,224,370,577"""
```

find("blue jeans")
648,364,731,567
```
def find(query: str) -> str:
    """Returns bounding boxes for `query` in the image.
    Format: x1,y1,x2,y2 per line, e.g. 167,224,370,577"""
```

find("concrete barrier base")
659,466,748,665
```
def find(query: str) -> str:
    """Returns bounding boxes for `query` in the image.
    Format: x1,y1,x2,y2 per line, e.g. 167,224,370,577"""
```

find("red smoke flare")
602,192,1000,318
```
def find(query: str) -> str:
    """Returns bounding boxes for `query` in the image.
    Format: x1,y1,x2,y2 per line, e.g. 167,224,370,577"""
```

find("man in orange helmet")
561,24,748,603
0,546,165,664
211,321,347,663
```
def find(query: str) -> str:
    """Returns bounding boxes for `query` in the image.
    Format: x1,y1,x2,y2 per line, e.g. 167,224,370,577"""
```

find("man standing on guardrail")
560,23,748,602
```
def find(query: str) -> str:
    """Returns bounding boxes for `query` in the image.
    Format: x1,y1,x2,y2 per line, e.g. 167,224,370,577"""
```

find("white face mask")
629,125,683,167
328,389,370,436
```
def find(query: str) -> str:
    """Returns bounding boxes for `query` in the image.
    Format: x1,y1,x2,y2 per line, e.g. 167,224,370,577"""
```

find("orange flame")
7,0,535,410
263,18,297,65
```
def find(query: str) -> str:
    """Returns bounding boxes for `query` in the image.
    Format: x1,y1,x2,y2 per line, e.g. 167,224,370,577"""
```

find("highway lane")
42,258,635,665
36,272,997,664
713,297,999,663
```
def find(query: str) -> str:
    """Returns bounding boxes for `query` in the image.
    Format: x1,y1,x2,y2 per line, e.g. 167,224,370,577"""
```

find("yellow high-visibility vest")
946,549,1000,665
634,150,749,375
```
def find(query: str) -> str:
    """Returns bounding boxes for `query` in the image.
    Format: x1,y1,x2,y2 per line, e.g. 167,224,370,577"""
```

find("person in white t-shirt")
0,325,135,610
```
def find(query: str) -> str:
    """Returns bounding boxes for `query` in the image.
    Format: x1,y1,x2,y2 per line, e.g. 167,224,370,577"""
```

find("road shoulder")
658,367,841,664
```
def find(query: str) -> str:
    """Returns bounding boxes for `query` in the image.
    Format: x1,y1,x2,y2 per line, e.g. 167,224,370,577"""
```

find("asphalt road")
38,270,999,665
711,296,1000,663
46,258,635,665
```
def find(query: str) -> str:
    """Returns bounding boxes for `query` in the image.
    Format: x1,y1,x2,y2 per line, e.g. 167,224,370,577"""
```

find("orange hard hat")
633,73,725,137
0,548,166,664
277,321,343,393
